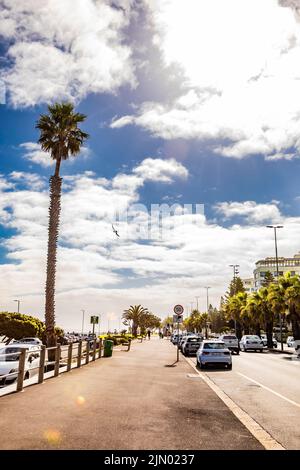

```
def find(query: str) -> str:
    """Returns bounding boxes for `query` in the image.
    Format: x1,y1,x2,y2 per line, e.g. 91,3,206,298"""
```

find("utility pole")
204,287,211,339
267,225,284,351
14,299,21,313
81,310,85,336
229,265,239,335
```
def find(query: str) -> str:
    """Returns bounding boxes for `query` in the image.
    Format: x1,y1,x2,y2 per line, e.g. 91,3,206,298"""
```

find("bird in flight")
112,224,120,237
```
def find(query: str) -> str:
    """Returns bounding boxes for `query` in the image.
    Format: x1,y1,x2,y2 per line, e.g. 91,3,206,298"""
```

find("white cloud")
113,0,300,160
9,171,46,191
1,162,299,330
1,0,136,107
133,157,188,182
20,142,92,167
214,201,282,224
20,143,54,168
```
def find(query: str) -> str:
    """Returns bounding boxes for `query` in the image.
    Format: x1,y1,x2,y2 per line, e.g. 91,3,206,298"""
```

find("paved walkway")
0,337,263,450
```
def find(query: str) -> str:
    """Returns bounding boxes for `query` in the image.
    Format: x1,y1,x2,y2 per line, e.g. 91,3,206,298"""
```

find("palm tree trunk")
266,321,273,348
45,175,62,352
236,321,242,340
255,323,261,337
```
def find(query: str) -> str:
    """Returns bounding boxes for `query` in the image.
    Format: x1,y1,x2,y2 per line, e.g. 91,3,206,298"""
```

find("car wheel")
199,361,205,370
227,363,232,370
259,349,263,353
24,371,30,380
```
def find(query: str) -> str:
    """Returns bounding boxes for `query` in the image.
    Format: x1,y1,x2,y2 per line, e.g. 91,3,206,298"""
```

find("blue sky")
1,0,300,330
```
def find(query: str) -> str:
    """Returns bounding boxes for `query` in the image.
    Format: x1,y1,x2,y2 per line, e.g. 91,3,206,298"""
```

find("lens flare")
76,395,86,405
44,429,61,446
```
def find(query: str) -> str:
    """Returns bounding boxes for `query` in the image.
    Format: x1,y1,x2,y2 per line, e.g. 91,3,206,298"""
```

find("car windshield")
0,347,25,361
203,342,226,350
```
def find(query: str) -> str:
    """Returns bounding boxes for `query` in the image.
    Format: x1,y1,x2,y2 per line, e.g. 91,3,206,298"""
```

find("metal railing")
0,338,104,395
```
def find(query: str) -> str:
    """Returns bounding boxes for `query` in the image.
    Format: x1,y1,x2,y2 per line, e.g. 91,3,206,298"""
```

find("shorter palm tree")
123,305,149,336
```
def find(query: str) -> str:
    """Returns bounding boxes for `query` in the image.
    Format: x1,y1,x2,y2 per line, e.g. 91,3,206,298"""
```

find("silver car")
196,340,232,369
240,335,263,352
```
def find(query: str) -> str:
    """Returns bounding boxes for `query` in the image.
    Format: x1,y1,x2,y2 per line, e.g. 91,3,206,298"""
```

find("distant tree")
261,271,275,287
122,305,149,336
0,312,64,344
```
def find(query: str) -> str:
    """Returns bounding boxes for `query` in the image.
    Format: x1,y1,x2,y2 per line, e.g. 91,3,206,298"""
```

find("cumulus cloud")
214,201,282,224
113,0,300,160
20,142,91,167
1,161,299,330
133,157,188,182
1,0,136,107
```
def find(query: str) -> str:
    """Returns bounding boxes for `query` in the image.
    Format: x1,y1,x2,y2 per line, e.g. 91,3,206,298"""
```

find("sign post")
173,305,184,362
90,315,99,337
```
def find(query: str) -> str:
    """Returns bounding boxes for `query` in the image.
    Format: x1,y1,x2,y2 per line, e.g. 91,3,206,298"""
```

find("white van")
0,344,41,386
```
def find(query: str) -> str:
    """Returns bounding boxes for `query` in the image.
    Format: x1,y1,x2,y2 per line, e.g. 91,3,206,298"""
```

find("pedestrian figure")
147,328,151,340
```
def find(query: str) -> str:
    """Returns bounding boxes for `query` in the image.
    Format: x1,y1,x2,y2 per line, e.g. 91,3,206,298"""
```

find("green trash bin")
103,339,113,357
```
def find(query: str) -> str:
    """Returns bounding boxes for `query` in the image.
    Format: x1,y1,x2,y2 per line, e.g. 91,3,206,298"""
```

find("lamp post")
204,287,211,313
229,265,239,335
267,225,284,351
195,296,200,311
190,301,194,313
14,299,20,313
81,310,85,336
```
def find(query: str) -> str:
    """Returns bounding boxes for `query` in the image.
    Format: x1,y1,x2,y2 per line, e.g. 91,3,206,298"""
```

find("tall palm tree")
36,103,89,348
123,305,149,336
281,273,300,341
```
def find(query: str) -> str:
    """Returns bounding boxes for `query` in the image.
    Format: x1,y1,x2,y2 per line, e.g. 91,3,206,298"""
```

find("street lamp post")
267,225,284,351
204,287,211,338
195,296,200,311
229,265,240,335
14,299,20,313
81,310,85,336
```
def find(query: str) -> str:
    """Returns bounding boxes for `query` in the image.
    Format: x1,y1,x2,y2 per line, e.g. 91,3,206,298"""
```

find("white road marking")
184,356,285,450
237,372,300,408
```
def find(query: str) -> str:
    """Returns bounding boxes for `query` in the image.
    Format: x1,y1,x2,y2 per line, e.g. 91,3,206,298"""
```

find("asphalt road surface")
195,349,300,449
0,337,263,450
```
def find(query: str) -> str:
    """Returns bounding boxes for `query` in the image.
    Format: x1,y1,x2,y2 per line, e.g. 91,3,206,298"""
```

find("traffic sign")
173,314,183,324
90,316,99,324
173,304,184,315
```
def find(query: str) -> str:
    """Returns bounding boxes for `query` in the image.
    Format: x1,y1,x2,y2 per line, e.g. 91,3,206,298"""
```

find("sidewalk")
0,337,263,450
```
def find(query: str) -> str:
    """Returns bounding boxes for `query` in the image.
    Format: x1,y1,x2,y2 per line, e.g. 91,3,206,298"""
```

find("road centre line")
237,372,300,408
184,356,285,450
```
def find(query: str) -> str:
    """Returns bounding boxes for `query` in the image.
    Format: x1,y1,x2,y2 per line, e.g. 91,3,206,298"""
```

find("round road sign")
173,304,184,315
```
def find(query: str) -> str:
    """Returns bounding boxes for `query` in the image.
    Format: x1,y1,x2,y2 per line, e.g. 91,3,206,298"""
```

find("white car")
219,334,239,354
182,336,203,356
0,344,41,386
240,335,264,352
12,337,43,345
260,334,277,348
196,340,232,369
287,336,295,348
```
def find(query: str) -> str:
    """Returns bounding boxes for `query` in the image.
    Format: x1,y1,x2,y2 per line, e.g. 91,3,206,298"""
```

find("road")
189,349,300,450
0,337,263,450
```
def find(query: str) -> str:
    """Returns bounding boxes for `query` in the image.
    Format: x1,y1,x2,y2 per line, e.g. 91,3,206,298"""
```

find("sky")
1,0,300,331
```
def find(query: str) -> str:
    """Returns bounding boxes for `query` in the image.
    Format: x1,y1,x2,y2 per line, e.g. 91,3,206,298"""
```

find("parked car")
171,333,183,345
0,344,41,386
239,335,263,352
196,340,232,369
287,336,295,348
12,337,42,345
260,334,277,348
178,335,188,350
219,334,239,355
182,336,202,356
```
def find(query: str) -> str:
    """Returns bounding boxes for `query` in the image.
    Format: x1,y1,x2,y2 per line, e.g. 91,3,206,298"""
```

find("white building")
254,252,300,289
